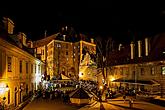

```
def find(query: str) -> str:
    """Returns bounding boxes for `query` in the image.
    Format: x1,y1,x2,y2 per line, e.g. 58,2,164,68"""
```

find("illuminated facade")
34,29,96,80
105,35,165,97
79,40,97,81
0,17,44,108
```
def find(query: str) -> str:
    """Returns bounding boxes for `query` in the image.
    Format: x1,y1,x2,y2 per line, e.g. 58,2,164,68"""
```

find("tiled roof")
33,33,59,47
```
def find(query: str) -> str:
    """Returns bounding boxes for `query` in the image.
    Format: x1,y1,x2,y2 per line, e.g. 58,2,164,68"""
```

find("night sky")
0,1,165,43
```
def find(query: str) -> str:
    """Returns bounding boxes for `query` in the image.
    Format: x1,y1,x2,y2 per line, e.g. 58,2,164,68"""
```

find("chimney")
3,17,15,34
138,40,142,57
145,38,149,56
130,41,135,59
18,32,27,46
91,38,94,43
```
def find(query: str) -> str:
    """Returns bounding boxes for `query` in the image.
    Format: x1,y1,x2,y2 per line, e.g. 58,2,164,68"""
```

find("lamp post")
0,84,9,110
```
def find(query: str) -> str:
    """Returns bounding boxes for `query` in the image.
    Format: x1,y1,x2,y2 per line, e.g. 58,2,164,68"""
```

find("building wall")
40,38,96,80
47,40,54,79
106,61,163,92
0,38,43,107
79,41,96,81
47,40,79,79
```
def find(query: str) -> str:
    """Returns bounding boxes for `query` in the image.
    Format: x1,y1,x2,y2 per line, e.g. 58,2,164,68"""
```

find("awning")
112,78,160,85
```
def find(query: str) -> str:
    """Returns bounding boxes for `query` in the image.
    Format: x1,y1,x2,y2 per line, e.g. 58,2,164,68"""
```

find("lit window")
57,44,61,48
120,67,123,75
151,67,155,75
67,58,68,61
7,56,12,72
74,53,75,56
74,46,76,49
162,66,165,75
38,65,40,73
49,51,52,55
123,67,129,76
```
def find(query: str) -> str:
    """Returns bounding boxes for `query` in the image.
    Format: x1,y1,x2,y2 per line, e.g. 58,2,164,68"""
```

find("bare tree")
96,36,114,85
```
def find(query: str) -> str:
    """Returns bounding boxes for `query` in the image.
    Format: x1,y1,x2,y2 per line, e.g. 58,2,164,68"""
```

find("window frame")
7,56,12,72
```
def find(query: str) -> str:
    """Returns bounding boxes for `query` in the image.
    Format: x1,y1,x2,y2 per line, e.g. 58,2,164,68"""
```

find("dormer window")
57,44,61,48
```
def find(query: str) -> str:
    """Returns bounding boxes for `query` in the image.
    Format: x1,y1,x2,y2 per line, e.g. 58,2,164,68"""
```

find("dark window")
26,62,28,74
132,71,135,79
31,64,33,73
66,44,68,49
26,84,28,94
66,51,68,55
35,64,36,73
141,68,144,75
8,90,10,104
7,56,12,72
42,50,44,55
20,61,22,73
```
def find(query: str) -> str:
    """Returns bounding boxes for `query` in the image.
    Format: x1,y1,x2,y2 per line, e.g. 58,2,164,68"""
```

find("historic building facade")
34,28,96,81
105,35,165,97
0,17,45,108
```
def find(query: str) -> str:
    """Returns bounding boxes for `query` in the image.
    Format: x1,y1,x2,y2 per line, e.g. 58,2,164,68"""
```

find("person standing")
123,94,126,103
129,98,133,108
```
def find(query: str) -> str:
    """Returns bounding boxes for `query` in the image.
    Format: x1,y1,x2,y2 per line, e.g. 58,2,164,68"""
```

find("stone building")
34,27,96,81
0,17,44,108
105,34,165,97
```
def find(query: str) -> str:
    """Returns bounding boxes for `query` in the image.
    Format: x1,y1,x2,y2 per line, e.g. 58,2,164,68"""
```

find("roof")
112,78,160,85
33,33,59,47
70,87,90,99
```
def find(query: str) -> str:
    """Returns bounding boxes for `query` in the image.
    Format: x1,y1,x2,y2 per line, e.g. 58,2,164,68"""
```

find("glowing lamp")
99,86,103,90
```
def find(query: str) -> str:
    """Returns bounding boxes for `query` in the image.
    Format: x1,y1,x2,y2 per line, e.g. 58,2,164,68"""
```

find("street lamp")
0,83,9,94
79,72,83,79
99,86,103,90
0,83,9,110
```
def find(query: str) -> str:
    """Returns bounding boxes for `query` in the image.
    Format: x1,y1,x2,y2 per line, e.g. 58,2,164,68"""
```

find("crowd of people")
34,89,72,103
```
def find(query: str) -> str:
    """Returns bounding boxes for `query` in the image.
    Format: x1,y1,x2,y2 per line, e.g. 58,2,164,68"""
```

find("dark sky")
1,1,165,43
